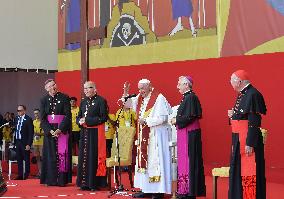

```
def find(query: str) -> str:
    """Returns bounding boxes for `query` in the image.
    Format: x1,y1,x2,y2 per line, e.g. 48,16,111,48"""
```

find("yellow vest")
33,119,44,146
3,126,12,142
115,108,137,128
71,107,80,132
105,114,116,139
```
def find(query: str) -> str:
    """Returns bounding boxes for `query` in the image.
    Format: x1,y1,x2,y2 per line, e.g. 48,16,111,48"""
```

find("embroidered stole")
136,90,159,174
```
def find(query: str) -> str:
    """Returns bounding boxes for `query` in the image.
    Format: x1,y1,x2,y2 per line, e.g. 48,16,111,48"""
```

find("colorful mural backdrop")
57,0,284,71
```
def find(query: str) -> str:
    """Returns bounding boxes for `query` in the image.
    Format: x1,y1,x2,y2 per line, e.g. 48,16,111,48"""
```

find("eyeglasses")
45,83,56,90
17,109,24,112
84,86,93,89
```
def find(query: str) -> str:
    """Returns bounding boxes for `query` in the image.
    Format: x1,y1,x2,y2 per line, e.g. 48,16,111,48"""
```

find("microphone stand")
0,123,9,129
108,101,129,197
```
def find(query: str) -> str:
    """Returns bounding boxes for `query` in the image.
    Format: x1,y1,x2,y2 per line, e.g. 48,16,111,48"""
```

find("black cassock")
0,171,7,196
176,90,206,197
229,85,267,199
76,94,108,190
40,92,72,186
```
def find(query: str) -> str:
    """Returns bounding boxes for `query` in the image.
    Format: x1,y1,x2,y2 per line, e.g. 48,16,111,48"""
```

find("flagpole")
203,0,206,27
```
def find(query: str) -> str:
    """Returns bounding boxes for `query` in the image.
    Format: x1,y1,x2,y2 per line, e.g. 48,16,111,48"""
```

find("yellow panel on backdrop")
58,35,218,72
246,36,284,55
217,0,230,56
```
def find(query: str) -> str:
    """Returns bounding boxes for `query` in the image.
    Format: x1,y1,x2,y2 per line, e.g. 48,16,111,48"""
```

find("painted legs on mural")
189,17,197,37
169,17,196,37
169,17,183,36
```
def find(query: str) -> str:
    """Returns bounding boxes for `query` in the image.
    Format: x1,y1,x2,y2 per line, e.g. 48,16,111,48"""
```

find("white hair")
84,81,96,89
231,74,250,85
179,76,192,88
138,79,151,84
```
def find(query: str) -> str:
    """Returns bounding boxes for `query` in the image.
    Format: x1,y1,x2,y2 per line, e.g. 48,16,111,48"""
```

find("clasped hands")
138,118,146,126
233,145,254,156
170,117,176,125
79,117,85,125
245,145,254,156
50,129,62,137
227,109,254,156
228,109,234,118
25,145,30,151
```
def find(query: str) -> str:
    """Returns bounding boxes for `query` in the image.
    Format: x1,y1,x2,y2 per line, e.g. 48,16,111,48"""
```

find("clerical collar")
88,94,97,100
240,83,251,93
183,90,192,96
49,92,59,98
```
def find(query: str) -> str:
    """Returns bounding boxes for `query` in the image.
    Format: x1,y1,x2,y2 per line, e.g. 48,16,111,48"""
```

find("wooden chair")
8,145,26,180
211,128,268,199
72,155,78,168
212,167,230,199
106,126,136,190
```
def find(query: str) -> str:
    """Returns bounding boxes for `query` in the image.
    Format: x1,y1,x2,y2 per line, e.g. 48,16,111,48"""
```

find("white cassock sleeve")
146,115,168,127
145,94,172,127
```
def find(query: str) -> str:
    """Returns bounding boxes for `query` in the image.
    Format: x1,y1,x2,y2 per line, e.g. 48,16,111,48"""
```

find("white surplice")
132,92,173,194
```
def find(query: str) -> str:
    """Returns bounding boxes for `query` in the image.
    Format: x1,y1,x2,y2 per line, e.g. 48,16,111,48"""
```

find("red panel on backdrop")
221,0,284,56
55,52,284,172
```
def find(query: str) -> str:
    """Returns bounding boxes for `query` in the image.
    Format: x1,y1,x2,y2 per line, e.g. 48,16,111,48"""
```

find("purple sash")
47,115,69,172
177,119,200,194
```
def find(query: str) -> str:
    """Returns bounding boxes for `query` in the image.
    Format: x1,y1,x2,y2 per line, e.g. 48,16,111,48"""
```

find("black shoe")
58,184,66,187
46,183,58,186
132,192,152,198
34,174,41,179
14,176,24,180
80,186,91,191
176,194,195,199
152,193,164,199
24,174,29,180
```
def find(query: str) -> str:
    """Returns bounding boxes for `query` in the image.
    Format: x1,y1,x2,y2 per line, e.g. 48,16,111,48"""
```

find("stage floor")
1,161,284,198
2,172,284,199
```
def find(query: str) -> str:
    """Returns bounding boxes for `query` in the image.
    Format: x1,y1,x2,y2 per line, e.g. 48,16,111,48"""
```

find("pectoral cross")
84,104,88,117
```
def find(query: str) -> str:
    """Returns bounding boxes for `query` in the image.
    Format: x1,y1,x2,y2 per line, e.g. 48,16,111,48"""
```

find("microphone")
124,94,137,100
117,94,137,106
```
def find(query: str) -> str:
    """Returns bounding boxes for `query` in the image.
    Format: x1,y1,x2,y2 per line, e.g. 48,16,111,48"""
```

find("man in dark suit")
14,105,34,180
0,113,3,125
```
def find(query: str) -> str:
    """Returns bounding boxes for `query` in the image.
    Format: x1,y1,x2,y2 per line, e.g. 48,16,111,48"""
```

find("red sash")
136,90,159,170
231,120,256,176
83,123,106,176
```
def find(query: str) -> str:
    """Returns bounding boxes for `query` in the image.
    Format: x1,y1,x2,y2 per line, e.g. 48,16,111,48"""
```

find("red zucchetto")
233,70,250,81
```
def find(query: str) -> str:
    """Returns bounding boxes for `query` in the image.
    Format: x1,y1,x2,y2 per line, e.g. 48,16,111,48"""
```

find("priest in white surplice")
123,79,172,199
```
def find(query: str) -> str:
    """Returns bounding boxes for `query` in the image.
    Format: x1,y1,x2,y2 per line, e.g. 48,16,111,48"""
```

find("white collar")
240,83,250,92
19,114,25,119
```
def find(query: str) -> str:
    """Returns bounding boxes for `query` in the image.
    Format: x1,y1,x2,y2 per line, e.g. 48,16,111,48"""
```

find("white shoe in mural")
169,23,184,36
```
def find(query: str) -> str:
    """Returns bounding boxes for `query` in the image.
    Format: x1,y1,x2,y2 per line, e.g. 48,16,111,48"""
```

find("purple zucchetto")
186,76,193,85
